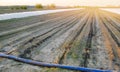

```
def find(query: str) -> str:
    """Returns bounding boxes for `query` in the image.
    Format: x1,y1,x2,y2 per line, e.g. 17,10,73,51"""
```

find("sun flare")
0,0,120,6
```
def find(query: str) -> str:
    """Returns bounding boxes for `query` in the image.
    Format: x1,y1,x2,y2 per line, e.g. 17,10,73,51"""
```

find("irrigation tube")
0,53,112,72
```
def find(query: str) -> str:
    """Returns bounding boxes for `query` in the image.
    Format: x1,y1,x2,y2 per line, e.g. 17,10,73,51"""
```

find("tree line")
10,4,56,10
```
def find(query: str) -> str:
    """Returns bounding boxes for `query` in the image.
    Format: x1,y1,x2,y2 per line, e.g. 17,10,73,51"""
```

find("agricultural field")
0,8,120,72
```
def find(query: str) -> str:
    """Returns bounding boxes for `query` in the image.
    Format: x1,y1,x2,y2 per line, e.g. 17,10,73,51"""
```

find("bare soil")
0,8,120,72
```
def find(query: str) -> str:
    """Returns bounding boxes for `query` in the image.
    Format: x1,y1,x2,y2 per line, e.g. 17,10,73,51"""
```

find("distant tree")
10,6,27,10
47,4,56,9
50,4,56,8
11,7,14,10
35,4,43,9
21,6,27,9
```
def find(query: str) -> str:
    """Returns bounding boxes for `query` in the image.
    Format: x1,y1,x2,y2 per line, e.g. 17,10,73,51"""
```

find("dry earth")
0,8,120,72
